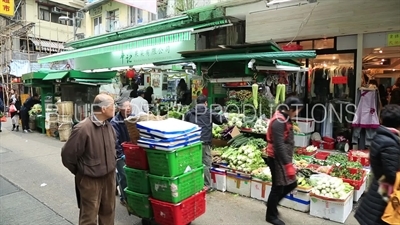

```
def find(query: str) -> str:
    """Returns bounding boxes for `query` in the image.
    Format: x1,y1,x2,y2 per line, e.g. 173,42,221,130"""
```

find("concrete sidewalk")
0,176,72,225
0,120,359,225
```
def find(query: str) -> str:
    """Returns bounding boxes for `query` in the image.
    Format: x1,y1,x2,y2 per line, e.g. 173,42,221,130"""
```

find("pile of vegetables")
296,168,314,189
212,124,234,140
251,167,272,182
234,90,252,101
212,146,229,164
29,104,42,116
311,176,354,199
227,113,245,127
167,105,190,119
329,167,364,181
252,118,268,133
326,153,349,166
221,144,265,173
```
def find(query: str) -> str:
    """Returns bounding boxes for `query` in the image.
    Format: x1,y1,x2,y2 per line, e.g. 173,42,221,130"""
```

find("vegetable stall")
205,112,370,224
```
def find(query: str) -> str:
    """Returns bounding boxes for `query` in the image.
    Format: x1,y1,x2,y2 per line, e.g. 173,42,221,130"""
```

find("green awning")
153,50,316,66
38,28,194,64
43,71,69,80
72,78,113,85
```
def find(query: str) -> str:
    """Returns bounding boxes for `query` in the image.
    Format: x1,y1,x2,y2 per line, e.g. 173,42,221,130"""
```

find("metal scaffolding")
0,0,65,101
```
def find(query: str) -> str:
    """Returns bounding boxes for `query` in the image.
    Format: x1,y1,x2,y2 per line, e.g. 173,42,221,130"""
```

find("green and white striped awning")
38,28,193,64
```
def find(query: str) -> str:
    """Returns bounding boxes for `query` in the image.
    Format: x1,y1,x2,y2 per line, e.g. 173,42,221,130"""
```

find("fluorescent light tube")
208,77,253,83
267,0,309,6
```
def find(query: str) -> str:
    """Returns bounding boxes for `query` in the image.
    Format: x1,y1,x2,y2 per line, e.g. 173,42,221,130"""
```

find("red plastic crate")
329,167,366,190
314,152,330,160
311,140,321,148
122,142,149,170
323,141,335,150
306,164,321,171
150,190,206,225
323,136,335,142
348,150,370,166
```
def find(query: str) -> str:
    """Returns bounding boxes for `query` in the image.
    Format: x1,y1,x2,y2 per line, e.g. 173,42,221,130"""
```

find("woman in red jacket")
265,97,303,225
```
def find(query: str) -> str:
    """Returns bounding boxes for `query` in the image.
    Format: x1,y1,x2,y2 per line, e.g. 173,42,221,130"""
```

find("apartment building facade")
0,0,87,78
83,0,229,37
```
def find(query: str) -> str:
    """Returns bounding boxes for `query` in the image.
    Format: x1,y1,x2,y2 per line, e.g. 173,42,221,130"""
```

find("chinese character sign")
387,32,400,47
0,0,14,17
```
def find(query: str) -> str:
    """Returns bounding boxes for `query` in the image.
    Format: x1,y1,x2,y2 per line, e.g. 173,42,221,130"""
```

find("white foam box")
279,188,312,212
354,174,367,202
294,133,311,147
250,178,272,201
294,117,315,133
310,191,354,223
226,171,251,197
211,167,227,192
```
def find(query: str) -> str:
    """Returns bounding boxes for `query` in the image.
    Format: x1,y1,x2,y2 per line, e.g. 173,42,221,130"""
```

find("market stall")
41,69,117,141
113,113,369,224
21,71,56,134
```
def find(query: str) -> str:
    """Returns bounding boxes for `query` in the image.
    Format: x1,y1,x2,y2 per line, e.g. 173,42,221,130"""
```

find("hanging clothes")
352,89,380,147
352,90,380,128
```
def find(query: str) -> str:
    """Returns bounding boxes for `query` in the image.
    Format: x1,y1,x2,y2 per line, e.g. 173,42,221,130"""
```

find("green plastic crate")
124,166,150,194
148,166,204,203
124,188,153,218
145,142,203,177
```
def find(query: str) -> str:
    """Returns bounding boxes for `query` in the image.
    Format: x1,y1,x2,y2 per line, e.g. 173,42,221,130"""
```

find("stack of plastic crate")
122,142,153,222
135,119,207,225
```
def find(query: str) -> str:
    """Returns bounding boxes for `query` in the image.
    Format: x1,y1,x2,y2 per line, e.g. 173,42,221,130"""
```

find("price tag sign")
387,32,400,47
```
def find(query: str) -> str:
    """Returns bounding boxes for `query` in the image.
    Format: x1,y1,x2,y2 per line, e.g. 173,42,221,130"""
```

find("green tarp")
153,50,316,66
43,71,69,80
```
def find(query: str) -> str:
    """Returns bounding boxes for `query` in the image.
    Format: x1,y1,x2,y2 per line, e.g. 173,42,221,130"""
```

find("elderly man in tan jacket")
61,94,117,225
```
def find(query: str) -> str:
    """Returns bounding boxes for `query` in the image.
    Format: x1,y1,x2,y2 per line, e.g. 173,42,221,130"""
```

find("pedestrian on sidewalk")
9,90,21,131
110,98,132,207
184,95,228,192
20,93,40,133
0,97,4,132
355,104,400,225
61,94,117,225
264,97,303,225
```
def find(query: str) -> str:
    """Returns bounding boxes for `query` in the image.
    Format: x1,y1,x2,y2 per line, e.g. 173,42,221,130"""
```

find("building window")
106,9,119,32
130,7,144,25
93,16,102,35
38,5,76,26
149,13,157,22
38,6,50,21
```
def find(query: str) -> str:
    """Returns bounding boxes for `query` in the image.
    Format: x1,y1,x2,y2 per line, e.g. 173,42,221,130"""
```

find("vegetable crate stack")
293,118,315,147
136,119,207,225
122,142,153,222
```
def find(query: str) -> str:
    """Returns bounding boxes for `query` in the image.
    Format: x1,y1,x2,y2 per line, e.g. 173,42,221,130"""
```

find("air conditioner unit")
52,7,61,13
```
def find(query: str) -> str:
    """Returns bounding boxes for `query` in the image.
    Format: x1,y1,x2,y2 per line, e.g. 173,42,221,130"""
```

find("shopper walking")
9,91,21,131
184,95,227,192
264,97,303,225
355,104,400,225
110,98,132,206
20,93,40,133
61,94,117,225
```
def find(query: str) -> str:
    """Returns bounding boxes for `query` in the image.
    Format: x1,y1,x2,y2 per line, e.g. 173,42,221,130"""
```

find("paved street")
0,119,359,225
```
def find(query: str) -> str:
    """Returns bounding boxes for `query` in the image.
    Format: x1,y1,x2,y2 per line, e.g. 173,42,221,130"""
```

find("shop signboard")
0,0,14,17
73,39,196,70
387,32,400,47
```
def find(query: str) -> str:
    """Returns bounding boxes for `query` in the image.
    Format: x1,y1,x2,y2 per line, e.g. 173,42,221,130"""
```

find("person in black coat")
355,104,400,225
20,93,41,133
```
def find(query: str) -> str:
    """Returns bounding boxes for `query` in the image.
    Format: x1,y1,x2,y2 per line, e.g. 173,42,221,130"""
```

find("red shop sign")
332,76,348,84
